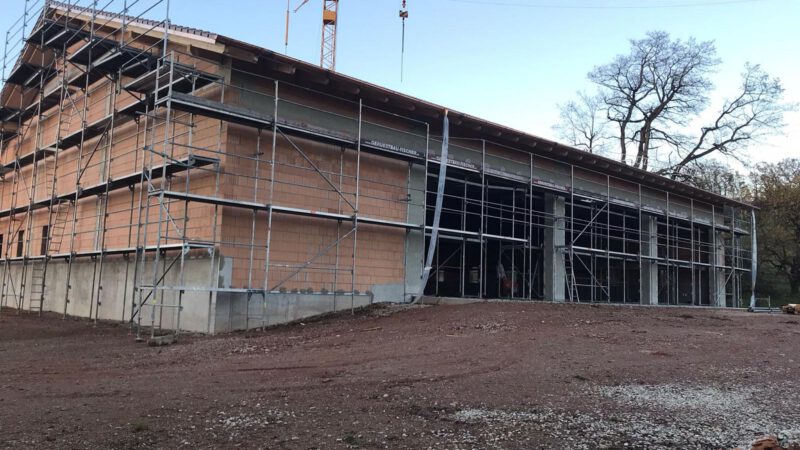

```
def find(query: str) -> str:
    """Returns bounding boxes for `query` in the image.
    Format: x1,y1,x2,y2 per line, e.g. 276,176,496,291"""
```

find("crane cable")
285,0,312,54
399,1,408,82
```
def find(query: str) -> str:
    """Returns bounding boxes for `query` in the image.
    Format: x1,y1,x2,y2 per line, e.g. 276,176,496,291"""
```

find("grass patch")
342,433,363,446
130,419,149,433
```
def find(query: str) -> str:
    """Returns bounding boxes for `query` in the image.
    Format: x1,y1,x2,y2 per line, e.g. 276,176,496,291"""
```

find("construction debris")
749,436,781,450
738,435,800,450
147,334,176,347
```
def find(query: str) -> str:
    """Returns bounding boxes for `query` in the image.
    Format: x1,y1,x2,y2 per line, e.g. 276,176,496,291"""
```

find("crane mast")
320,0,339,71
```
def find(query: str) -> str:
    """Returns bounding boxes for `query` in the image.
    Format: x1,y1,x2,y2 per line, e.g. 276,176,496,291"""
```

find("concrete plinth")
544,193,565,302
640,215,659,305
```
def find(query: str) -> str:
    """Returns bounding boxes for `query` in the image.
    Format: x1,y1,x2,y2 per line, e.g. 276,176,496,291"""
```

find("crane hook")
399,1,408,82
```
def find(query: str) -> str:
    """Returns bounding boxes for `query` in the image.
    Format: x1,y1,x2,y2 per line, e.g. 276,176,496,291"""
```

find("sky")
2,0,798,170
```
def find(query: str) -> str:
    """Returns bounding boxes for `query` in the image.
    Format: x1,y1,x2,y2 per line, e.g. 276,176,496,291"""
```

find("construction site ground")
1,302,799,450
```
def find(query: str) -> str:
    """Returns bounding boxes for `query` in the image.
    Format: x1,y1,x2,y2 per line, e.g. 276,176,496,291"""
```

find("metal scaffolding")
0,0,754,337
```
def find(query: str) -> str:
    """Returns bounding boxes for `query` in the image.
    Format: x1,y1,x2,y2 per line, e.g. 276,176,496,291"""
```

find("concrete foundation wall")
1,251,382,334
1,254,217,333
214,291,372,333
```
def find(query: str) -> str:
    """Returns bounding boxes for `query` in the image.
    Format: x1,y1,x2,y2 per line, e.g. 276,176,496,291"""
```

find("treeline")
680,159,799,305
750,159,800,304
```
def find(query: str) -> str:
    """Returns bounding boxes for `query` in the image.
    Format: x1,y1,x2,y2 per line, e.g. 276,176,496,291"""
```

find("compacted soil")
1,302,799,449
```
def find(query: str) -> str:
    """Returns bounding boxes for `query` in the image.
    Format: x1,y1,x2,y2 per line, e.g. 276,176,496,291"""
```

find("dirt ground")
1,302,799,450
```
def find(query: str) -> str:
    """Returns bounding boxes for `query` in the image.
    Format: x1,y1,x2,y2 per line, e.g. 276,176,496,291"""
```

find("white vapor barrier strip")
417,111,449,301
750,210,757,309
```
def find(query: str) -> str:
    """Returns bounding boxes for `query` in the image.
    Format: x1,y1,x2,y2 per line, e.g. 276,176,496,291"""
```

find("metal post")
245,129,262,331
175,71,198,335
511,184,516,298
351,99,362,312
148,52,176,338
570,166,575,302
122,117,144,322
418,123,429,301
206,62,227,333
690,199,695,306
666,192,670,304
637,183,643,304
711,204,717,306
528,153,533,300
333,148,343,310
460,177,466,297
64,0,100,318
479,139,485,298
262,80,279,328
132,88,153,335
163,0,171,55
91,61,122,324
606,175,610,302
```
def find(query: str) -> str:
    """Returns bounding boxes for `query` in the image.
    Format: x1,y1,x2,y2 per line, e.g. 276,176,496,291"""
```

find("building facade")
0,1,754,334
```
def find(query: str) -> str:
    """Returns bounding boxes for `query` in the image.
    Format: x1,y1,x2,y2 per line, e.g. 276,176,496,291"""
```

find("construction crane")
284,0,408,78
285,0,340,71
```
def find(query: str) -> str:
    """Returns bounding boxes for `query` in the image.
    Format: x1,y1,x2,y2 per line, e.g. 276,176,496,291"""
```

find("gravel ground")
1,302,799,449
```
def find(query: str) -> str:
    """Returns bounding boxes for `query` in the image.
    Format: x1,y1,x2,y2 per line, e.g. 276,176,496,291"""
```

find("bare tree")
664,64,789,177
557,31,793,176
553,91,609,154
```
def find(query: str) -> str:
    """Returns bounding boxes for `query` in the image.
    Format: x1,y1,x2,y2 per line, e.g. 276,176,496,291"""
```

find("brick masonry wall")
220,118,409,293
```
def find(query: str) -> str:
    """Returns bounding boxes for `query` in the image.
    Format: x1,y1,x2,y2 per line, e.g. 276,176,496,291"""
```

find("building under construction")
0,1,754,335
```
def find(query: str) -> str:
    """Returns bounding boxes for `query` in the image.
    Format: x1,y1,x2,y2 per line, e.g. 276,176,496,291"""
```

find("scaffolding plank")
1,148,57,173
124,64,220,95
0,129,18,142
0,107,20,122
2,78,63,126
5,63,44,86
94,46,157,78
24,66,59,88
358,215,422,229
1,120,19,142
271,204,418,229
4,100,146,171
46,26,89,49
53,113,112,149
168,92,273,128
117,98,150,117
164,97,425,165
28,19,88,49
38,82,64,110
65,64,104,87
157,190,268,211
68,36,116,66
0,155,217,219
1,242,194,263
277,120,356,147
154,190,420,229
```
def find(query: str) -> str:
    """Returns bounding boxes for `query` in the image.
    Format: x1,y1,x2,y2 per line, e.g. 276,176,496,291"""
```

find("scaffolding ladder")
29,200,71,313
564,249,579,302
